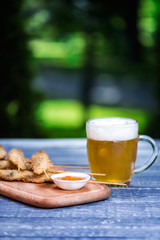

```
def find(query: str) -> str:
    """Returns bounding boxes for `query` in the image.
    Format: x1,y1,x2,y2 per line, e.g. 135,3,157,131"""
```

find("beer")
86,117,139,185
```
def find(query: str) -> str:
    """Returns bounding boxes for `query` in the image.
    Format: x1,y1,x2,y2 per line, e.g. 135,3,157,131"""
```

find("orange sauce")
56,176,86,181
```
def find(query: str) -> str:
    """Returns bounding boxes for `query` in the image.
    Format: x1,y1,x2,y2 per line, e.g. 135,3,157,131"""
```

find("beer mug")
86,117,158,186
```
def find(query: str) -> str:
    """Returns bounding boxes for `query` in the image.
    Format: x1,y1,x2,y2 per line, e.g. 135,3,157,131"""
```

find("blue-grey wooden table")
0,138,160,240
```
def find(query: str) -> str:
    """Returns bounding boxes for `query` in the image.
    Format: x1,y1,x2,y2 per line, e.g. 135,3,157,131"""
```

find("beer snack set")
0,117,158,187
0,145,111,208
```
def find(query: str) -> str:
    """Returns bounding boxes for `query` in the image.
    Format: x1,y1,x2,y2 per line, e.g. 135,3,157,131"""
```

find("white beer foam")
86,117,138,141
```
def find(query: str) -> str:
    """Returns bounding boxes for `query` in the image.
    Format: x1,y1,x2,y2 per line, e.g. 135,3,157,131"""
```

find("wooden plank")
0,216,160,238
1,188,160,217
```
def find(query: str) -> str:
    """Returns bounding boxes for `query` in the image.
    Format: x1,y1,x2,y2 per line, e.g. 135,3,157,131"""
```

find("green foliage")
30,34,85,68
1,0,159,138
35,100,150,138
138,0,159,48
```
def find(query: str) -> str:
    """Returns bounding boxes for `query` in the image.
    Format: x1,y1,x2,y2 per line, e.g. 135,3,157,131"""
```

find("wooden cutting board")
0,180,111,208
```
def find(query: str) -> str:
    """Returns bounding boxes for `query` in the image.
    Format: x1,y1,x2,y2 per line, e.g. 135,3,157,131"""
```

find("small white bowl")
51,172,90,190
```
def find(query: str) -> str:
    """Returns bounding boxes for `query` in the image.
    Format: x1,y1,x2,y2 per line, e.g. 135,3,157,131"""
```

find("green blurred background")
1,0,160,138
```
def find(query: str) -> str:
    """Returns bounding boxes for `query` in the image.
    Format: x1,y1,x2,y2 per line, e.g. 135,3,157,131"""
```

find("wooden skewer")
89,180,127,187
44,170,50,179
53,170,106,176
53,165,90,169
84,172,106,176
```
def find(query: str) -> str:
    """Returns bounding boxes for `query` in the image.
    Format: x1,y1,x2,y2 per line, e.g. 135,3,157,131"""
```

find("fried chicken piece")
30,150,54,175
0,169,53,183
25,159,32,171
0,158,32,171
0,169,34,181
0,160,16,169
8,149,26,171
0,145,7,159
24,172,53,183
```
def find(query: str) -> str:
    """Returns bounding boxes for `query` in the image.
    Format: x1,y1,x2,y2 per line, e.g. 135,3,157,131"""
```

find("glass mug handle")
134,135,159,174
